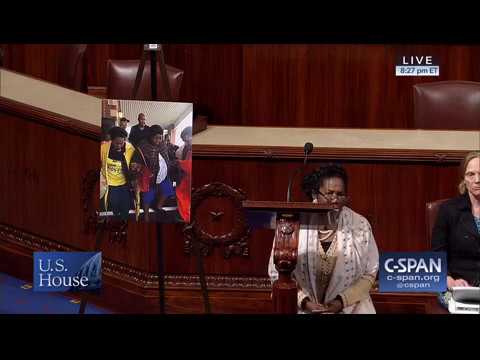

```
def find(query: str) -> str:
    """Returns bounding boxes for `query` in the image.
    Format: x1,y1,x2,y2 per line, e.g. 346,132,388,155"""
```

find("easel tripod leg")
78,219,106,314
192,238,211,314
157,223,166,314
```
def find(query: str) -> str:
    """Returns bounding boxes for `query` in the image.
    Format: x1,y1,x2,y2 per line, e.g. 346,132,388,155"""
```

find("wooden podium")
243,200,336,314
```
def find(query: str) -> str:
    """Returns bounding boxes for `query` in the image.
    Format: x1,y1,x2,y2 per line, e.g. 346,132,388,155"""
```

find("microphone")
286,142,314,202
303,142,313,165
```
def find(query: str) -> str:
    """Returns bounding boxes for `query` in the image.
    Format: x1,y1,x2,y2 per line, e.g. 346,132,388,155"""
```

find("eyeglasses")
314,191,349,203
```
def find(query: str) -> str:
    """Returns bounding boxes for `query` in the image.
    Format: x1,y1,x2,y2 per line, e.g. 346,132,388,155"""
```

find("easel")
132,44,171,102
136,44,210,314
80,44,210,314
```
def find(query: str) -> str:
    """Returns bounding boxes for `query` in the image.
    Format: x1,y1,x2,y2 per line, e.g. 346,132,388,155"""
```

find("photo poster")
100,99,193,224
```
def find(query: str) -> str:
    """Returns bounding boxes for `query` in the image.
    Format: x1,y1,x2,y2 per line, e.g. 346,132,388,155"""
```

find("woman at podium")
268,164,379,314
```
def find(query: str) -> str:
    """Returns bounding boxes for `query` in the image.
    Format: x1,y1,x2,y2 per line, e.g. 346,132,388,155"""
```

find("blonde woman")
432,151,480,294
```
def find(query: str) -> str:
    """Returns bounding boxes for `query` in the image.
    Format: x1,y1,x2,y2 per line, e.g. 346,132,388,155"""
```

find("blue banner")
379,252,447,292
33,252,102,292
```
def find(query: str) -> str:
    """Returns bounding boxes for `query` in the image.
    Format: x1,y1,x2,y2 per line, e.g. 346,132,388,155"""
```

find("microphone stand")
286,143,313,202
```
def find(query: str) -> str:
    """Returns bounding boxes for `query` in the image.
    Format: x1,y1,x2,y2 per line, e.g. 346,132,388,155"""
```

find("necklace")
318,229,334,242
317,223,338,242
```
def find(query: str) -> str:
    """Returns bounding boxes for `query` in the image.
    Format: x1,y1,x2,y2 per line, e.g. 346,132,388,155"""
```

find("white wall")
173,111,193,146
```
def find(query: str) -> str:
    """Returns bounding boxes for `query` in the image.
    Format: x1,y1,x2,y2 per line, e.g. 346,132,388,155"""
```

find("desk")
371,291,449,314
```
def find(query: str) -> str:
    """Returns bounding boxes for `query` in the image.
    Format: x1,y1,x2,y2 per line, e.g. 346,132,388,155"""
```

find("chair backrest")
413,81,480,130
106,59,184,101
57,44,88,92
425,198,450,248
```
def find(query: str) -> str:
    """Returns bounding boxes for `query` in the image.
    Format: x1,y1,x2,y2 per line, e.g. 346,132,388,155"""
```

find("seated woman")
268,164,379,314
432,151,480,305
100,126,135,221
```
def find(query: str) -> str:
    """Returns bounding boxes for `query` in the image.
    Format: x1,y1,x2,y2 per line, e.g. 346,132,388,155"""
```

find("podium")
243,200,336,314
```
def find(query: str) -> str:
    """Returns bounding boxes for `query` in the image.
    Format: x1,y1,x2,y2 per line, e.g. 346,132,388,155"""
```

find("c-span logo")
379,252,446,292
33,252,102,292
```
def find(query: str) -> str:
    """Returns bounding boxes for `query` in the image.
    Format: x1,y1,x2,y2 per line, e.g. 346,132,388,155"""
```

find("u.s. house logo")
33,252,102,292
379,252,446,292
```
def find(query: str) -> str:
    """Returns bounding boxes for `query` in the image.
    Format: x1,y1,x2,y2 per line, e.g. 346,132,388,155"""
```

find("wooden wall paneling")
241,45,385,128
4,44,480,129
370,292,447,314
241,44,480,128
0,44,144,88
162,158,286,276
2,44,61,84
164,289,273,314
1,112,95,246
187,157,461,270
2,45,25,74
382,44,480,128
163,44,244,123
85,44,143,86
241,44,330,127
0,44,7,66
108,44,143,60
371,163,426,251
3,119,462,312
85,44,110,86
370,162,459,251
0,105,162,276
338,162,376,229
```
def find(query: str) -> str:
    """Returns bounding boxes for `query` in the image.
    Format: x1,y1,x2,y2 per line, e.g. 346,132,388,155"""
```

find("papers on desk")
448,287,480,314
452,286,480,302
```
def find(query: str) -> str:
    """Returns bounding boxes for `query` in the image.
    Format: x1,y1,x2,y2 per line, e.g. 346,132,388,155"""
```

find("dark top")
128,124,150,147
181,143,192,160
131,139,169,187
432,194,480,286
166,143,179,160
